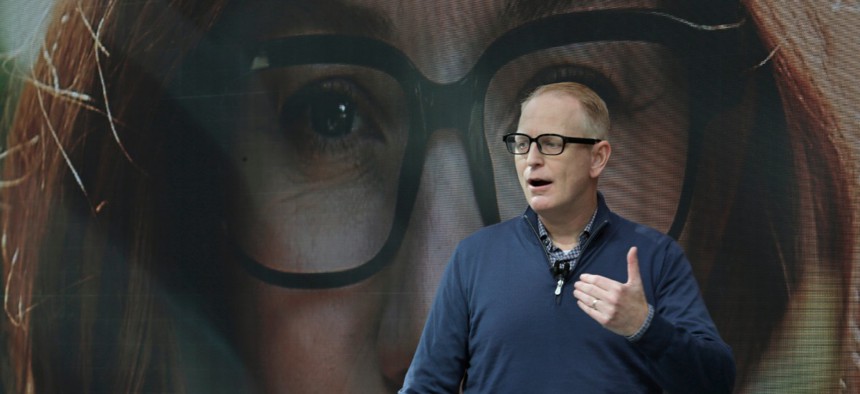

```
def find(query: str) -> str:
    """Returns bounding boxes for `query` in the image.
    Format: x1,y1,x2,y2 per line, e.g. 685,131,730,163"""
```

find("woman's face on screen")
221,0,692,391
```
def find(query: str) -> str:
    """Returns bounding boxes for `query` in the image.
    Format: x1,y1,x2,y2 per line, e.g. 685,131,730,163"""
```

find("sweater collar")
523,191,612,235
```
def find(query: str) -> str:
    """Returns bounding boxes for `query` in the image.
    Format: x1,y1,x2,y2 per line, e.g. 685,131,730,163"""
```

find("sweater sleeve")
400,247,470,393
633,243,736,394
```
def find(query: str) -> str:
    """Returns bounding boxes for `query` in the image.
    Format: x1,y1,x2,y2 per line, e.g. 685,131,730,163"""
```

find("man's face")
515,92,602,218
219,0,692,392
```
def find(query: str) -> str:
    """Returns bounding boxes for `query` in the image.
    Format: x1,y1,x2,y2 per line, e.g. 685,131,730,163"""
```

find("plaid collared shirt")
537,208,598,271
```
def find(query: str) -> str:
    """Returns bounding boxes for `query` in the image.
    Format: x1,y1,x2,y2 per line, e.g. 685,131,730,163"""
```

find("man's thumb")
627,246,641,285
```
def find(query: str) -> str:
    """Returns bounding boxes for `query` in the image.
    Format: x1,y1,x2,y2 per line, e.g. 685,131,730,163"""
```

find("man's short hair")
521,82,611,140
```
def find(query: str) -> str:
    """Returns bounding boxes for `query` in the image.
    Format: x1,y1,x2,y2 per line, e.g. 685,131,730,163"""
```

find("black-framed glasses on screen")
175,9,759,289
503,133,601,155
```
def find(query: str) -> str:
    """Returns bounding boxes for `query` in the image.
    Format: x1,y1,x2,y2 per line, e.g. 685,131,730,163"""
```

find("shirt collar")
537,208,598,249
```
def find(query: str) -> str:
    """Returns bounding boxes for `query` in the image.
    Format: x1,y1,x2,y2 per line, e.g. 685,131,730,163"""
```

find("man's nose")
376,128,484,388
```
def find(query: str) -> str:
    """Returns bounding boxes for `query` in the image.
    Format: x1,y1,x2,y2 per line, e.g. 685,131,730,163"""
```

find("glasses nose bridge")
530,137,545,154
518,135,547,155
411,77,501,227
527,138,548,159
415,79,478,134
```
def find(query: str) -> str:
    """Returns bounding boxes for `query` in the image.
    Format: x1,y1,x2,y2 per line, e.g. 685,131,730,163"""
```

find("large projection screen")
1,1,858,392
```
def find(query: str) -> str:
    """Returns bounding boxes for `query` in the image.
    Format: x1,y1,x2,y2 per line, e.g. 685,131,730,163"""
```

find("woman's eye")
279,79,370,143
305,91,356,139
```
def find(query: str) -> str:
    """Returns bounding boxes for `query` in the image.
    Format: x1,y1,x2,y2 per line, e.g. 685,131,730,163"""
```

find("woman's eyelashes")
278,77,386,157
488,64,622,135
524,65,621,111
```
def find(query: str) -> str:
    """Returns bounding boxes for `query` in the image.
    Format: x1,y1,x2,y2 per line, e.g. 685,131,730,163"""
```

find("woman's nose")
375,128,484,388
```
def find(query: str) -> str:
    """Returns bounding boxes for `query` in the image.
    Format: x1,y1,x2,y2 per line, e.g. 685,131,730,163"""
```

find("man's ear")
589,140,611,178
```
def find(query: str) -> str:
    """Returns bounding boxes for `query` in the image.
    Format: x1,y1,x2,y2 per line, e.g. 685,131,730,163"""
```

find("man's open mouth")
528,179,551,187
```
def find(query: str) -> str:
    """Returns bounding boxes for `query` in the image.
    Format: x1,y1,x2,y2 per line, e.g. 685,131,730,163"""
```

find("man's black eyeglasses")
504,133,601,155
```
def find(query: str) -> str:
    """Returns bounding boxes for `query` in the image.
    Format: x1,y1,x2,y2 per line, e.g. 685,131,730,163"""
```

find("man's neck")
538,201,597,249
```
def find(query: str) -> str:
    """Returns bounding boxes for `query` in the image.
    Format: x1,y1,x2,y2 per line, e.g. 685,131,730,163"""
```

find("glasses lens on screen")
225,64,410,274
483,41,690,232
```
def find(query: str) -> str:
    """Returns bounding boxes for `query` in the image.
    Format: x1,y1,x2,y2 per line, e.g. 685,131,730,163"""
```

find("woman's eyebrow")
502,0,658,24
501,0,591,22
277,0,394,38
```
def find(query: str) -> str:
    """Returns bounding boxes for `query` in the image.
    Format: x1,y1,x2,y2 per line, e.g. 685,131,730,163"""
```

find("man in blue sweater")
400,82,735,393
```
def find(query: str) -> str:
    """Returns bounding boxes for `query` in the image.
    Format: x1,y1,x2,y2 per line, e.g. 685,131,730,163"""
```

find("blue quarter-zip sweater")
401,194,735,393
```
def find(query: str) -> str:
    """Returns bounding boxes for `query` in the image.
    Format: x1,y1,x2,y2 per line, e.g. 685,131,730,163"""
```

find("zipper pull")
550,261,571,296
